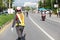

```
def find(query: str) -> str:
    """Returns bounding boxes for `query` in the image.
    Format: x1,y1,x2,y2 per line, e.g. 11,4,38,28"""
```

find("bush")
53,8,57,14
0,14,14,27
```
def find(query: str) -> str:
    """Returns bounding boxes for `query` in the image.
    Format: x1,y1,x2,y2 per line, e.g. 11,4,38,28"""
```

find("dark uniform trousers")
16,25,24,38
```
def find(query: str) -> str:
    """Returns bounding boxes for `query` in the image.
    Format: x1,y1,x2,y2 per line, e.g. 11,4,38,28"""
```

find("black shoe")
17,37,21,40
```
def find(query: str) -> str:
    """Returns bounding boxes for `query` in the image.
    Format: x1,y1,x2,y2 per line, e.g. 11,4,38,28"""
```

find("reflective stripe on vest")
16,13,25,26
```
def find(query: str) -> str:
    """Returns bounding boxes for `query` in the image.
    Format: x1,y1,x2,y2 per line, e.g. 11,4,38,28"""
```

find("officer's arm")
12,15,16,27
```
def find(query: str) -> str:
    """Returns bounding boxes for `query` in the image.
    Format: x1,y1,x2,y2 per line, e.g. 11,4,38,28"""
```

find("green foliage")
38,0,56,9
6,0,14,8
0,14,14,26
0,0,14,11
58,0,60,7
31,7,36,11
53,8,57,14
38,1,42,8
0,0,2,6
45,0,51,8
25,6,30,11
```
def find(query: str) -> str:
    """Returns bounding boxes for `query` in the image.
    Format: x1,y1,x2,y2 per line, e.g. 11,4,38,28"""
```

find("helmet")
16,7,21,10
16,7,21,12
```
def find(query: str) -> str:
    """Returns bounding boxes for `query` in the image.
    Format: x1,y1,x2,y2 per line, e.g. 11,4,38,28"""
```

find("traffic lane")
29,13,60,40
0,23,17,40
25,17,51,40
31,13,60,33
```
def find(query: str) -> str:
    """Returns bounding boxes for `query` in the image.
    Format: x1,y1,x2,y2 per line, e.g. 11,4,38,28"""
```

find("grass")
0,14,14,27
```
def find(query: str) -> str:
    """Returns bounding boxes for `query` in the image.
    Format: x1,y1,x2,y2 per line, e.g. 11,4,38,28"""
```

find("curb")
0,20,13,29
0,20,13,33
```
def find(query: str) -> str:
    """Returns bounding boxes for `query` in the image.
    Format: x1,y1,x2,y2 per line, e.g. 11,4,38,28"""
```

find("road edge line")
29,16,55,40
0,20,13,34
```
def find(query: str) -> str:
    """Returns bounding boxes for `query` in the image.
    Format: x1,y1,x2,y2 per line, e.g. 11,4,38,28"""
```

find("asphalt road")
0,13,60,40
28,13,60,40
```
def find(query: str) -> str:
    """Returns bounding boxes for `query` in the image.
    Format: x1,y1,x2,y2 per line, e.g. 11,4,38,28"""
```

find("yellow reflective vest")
16,12,25,26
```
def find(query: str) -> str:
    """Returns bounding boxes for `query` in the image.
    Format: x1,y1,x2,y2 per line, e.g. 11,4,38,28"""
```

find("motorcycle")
41,12,46,21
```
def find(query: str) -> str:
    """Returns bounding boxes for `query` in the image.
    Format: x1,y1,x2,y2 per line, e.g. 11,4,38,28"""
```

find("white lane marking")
29,16,55,40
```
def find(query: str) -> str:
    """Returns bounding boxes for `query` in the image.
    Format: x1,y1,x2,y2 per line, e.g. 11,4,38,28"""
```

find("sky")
13,0,39,7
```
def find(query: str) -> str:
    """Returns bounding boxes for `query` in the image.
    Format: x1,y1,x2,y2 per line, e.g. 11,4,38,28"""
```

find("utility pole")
9,0,11,8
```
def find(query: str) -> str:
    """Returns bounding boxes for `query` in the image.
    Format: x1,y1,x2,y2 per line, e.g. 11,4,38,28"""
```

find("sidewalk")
46,14,60,23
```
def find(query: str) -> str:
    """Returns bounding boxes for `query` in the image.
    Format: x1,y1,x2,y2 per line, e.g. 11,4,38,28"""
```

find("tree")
38,1,42,8
25,6,30,11
31,7,36,11
0,0,2,7
0,0,14,12
58,0,60,7
6,0,14,8
0,0,6,12
44,0,55,9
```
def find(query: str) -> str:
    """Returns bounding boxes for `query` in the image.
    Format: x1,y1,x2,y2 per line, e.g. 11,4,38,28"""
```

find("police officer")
11,7,25,40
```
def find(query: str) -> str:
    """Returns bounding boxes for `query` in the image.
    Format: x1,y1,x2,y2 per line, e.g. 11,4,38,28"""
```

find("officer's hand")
11,28,13,32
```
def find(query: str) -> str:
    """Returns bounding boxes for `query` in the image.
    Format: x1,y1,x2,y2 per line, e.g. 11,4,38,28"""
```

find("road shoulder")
0,20,13,34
